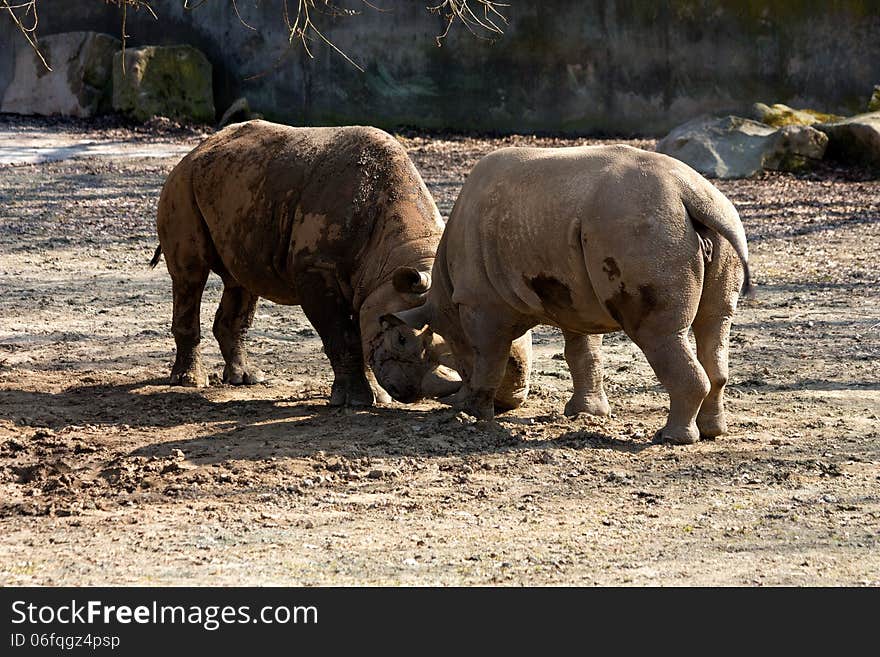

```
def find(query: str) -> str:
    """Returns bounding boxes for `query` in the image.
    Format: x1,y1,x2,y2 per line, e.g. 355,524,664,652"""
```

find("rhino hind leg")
691,314,732,438
159,157,215,388
297,271,374,407
169,274,210,388
691,252,741,438
213,280,265,385
691,237,745,438
562,331,610,417
636,330,710,445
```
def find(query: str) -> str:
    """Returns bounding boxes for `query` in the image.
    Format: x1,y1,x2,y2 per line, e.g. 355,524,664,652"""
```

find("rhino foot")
223,365,266,386
329,378,375,407
564,393,610,417
494,386,529,413
651,425,700,446
455,389,495,422
696,412,728,439
170,366,209,388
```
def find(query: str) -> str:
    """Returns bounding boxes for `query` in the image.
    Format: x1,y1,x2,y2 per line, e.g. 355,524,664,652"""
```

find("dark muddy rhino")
151,120,463,406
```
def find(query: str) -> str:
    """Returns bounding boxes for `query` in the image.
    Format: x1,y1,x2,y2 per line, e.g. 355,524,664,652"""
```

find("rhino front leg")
562,331,610,417
494,331,533,411
437,327,530,412
297,271,374,407
213,281,265,385
170,275,210,387
456,304,518,421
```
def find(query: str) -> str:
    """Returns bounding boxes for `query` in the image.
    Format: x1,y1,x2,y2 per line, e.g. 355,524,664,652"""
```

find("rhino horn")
420,364,462,398
392,266,431,294
380,303,432,330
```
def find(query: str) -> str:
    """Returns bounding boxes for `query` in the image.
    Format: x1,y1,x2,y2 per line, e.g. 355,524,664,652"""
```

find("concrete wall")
2,0,879,135
0,16,20,104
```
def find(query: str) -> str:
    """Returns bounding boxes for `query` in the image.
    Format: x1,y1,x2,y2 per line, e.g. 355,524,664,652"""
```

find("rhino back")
442,145,700,332
187,121,435,305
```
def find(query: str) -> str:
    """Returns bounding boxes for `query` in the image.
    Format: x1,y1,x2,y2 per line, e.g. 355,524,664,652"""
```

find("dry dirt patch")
0,118,878,585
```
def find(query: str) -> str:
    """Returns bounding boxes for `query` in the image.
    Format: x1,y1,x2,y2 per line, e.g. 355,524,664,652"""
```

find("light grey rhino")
388,144,751,444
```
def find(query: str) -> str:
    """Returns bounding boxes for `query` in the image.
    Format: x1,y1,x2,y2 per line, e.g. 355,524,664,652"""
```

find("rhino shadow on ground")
129,407,524,463
0,379,317,431
1,378,529,460
546,430,653,454
130,408,660,465
5,361,876,466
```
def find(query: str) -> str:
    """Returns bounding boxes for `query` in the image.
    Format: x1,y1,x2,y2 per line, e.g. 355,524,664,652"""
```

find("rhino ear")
392,267,431,294
380,304,432,331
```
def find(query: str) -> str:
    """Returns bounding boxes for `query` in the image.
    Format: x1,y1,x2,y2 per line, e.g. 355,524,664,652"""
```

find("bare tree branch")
428,1,509,44
1,0,50,70
2,1,512,72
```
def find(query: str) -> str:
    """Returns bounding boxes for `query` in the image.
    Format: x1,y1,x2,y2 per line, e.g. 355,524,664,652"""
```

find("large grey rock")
112,45,214,123
1,31,119,117
817,112,880,168
656,115,828,179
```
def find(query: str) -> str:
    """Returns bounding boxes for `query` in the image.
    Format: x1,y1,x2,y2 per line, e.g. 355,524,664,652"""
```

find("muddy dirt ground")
0,116,878,586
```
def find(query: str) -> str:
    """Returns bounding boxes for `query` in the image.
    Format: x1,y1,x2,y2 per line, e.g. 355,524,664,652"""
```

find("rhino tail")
149,244,163,269
678,178,752,297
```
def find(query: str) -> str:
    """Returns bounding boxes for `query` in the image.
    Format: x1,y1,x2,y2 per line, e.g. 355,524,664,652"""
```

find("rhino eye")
396,333,407,347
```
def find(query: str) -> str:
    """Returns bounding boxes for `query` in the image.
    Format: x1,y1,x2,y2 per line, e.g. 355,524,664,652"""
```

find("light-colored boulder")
817,112,880,168
752,102,842,128
112,45,214,123
764,125,829,172
656,115,827,179
1,32,119,117
869,86,880,112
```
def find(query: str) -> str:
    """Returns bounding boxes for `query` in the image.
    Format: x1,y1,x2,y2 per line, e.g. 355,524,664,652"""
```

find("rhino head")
359,266,461,403
378,284,533,412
